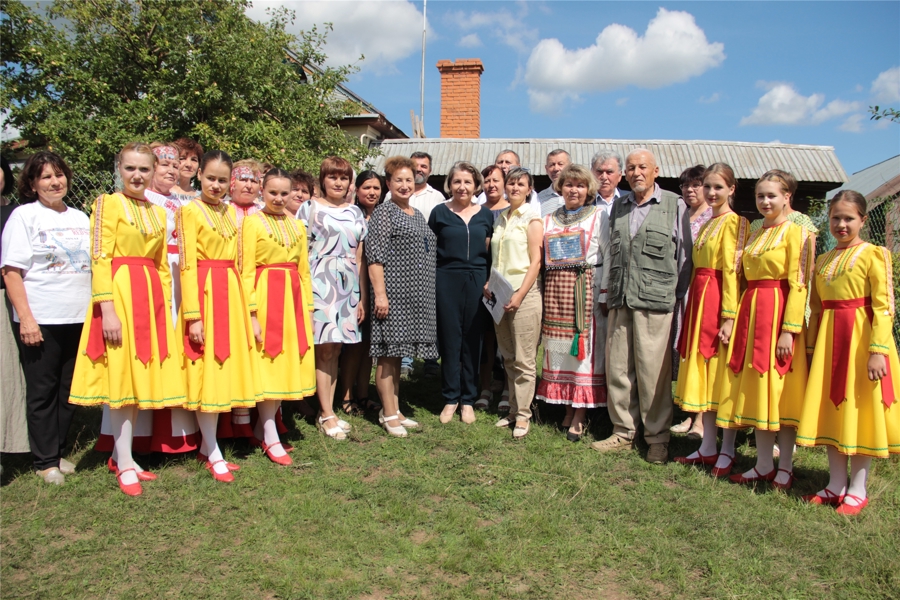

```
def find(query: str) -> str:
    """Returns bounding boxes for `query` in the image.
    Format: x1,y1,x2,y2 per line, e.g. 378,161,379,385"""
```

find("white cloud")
443,6,538,54
458,33,482,48
839,114,865,133
699,92,720,104
740,82,861,126
246,1,428,74
523,8,724,114
616,97,628,106
871,66,900,104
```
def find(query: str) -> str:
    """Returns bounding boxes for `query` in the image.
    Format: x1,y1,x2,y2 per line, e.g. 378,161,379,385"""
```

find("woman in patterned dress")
367,156,438,436
535,164,604,442
240,169,315,466
178,150,262,482
715,170,814,490
672,163,749,476
797,191,900,515
69,143,186,495
296,156,367,440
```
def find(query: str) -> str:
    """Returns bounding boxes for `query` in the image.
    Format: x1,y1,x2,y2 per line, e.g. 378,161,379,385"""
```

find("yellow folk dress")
70,193,186,409
240,212,316,400
797,243,900,457
674,213,749,413
715,220,814,430
178,198,261,412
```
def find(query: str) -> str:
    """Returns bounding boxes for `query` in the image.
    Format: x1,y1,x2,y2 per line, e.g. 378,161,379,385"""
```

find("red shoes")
771,469,795,490
115,468,143,497
261,441,292,466
729,467,777,484
710,454,736,478
250,437,294,453
674,452,717,466
107,458,157,481
205,460,235,483
197,453,240,471
801,488,846,506
836,494,868,516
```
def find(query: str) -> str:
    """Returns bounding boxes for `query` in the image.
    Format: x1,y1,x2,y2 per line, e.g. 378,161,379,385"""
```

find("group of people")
0,142,897,516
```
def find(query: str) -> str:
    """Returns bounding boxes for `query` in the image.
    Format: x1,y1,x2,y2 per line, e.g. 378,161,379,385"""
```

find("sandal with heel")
379,410,408,438
317,414,348,440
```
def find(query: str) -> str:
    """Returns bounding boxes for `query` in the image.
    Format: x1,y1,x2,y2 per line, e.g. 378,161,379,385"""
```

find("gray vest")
606,190,679,312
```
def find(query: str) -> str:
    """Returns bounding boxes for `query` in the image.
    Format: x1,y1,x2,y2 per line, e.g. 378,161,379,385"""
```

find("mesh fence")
810,195,900,348
6,172,116,214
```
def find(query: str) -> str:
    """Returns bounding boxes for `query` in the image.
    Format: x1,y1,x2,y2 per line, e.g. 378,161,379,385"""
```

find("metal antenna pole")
419,0,427,137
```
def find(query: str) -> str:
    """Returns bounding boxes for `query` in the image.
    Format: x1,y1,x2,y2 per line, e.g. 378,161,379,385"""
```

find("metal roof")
370,138,847,183
826,155,900,200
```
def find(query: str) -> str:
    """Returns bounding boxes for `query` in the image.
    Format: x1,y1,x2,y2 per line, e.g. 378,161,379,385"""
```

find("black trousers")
435,270,486,405
16,323,81,470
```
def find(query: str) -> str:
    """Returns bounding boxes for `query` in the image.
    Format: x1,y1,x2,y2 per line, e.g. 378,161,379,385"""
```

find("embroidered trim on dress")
193,198,238,238
745,220,789,258
882,246,895,317
694,213,727,251
176,208,187,271
734,217,748,276
91,194,105,260
120,193,164,238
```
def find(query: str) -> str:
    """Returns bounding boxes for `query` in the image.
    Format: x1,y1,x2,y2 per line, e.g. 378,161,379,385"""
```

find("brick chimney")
437,59,484,138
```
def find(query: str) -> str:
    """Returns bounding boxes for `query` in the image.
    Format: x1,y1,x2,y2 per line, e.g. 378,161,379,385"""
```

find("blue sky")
267,2,892,175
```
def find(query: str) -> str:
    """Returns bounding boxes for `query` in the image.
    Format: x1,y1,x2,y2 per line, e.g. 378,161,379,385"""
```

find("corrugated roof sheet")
370,138,847,183
826,155,900,199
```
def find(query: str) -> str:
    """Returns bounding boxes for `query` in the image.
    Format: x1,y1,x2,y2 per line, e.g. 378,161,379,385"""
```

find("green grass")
2,366,899,600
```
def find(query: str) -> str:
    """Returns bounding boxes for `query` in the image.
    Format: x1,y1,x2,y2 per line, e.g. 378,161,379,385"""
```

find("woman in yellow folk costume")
69,142,185,496
240,169,315,466
716,170,814,490
672,163,750,477
797,191,900,515
178,150,261,482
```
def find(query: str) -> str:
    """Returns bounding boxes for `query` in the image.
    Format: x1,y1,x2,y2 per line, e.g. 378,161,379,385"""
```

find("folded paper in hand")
483,267,515,324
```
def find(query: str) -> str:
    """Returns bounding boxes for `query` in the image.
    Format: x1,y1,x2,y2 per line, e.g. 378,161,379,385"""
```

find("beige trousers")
606,307,674,444
495,286,542,421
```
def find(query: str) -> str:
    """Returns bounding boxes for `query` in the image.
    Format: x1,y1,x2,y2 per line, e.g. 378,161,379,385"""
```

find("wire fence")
6,172,117,214
810,196,900,347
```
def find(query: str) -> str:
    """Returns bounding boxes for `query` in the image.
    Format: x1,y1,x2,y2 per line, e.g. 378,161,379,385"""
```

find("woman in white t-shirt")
1,152,91,485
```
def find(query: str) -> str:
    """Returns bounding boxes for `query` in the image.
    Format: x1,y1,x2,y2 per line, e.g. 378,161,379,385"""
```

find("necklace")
553,204,595,227
119,193,165,238
258,212,301,248
195,198,238,239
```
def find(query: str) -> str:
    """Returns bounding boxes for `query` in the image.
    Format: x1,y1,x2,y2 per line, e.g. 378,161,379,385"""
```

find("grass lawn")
2,365,898,600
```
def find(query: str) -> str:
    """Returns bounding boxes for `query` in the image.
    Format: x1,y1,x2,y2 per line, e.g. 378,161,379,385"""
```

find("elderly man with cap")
593,148,692,464
536,149,570,217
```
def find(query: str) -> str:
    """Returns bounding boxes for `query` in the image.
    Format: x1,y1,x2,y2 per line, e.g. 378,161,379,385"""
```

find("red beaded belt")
86,257,169,364
678,267,722,360
255,263,310,358
184,259,236,363
729,279,792,375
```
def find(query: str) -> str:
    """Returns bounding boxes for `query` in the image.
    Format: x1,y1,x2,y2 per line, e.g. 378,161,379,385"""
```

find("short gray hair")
546,149,569,161
590,150,623,172
444,161,484,195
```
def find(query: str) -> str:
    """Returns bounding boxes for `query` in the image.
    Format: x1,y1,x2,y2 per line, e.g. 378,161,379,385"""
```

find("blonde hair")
117,142,156,167
756,169,797,204
553,164,599,201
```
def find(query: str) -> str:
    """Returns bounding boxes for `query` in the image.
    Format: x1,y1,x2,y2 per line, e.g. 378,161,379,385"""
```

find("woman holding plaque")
536,164,604,442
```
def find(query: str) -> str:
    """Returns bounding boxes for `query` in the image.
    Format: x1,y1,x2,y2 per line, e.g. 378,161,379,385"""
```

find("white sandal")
474,390,491,410
379,410,408,438
399,416,419,428
317,415,347,440
497,391,510,412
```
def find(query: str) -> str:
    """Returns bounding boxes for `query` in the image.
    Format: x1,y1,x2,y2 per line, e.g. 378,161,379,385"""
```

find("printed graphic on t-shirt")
38,227,91,273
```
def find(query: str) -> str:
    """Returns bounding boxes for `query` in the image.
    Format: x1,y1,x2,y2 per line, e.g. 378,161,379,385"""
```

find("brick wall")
437,59,484,139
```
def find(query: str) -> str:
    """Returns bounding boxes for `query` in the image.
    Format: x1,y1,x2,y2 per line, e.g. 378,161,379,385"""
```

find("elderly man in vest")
593,149,692,464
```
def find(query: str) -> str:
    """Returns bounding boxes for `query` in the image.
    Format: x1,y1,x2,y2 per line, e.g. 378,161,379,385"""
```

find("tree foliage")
0,0,374,172
869,105,900,124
